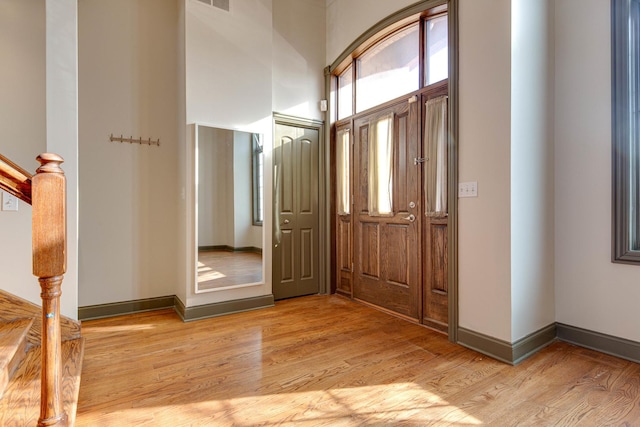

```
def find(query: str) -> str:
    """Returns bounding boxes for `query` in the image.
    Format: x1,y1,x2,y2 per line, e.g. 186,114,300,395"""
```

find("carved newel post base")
37,276,67,427
33,154,68,427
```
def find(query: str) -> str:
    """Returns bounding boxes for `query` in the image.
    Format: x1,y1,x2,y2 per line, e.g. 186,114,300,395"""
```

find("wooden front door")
352,98,421,320
273,121,320,300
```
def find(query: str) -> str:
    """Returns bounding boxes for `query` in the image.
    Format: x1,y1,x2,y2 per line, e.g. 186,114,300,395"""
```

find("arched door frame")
324,0,459,342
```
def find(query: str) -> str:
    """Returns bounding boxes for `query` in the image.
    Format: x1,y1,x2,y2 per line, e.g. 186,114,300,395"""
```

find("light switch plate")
458,181,478,198
2,191,18,211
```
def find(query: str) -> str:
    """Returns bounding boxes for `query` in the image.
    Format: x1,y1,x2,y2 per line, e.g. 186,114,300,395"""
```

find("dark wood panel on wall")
360,222,380,279
336,216,352,296
385,224,410,286
423,217,448,332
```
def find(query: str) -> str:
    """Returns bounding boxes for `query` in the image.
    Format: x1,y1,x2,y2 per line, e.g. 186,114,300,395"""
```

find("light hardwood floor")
76,295,640,426
198,250,262,291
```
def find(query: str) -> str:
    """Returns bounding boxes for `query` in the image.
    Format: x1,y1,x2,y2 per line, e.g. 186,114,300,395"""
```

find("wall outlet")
2,191,18,211
458,181,478,198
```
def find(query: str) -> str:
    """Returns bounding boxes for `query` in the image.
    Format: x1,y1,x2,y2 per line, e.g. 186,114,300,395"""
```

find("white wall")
185,0,274,304
186,0,273,128
0,0,46,307
510,0,555,341
555,0,640,343
273,0,326,121
0,1,79,319
325,0,416,64
78,0,181,306
197,127,234,247
176,0,187,306
197,128,261,250
458,0,513,341
46,0,80,320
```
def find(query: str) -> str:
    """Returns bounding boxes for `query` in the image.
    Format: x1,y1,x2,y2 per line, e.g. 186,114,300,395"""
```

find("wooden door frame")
272,113,328,295
324,0,459,342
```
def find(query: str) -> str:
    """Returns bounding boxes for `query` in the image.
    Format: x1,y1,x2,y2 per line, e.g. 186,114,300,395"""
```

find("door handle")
402,214,416,222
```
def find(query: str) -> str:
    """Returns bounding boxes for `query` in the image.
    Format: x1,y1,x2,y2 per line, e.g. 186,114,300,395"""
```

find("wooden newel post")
32,154,68,427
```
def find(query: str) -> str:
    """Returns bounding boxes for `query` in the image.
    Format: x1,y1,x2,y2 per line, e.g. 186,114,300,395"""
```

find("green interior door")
273,121,320,300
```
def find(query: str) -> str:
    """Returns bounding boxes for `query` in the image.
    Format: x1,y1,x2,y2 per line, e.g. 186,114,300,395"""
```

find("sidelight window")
336,128,351,214
424,96,448,216
338,65,353,121
425,15,448,86
368,113,394,216
612,0,640,263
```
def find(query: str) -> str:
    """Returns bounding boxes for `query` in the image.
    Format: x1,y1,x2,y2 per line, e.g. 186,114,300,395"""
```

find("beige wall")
78,0,182,306
46,0,80,319
0,0,46,308
458,0,513,341
325,0,417,64
198,127,234,247
555,0,640,343
273,0,326,121
0,0,80,319
510,0,555,341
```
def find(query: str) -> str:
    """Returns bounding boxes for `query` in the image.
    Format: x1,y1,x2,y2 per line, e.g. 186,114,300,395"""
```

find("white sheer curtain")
425,96,448,217
368,113,394,216
336,128,351,215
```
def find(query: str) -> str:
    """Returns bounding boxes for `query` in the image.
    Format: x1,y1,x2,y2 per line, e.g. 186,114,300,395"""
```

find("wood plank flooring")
76,295,640,426
198,250,262,291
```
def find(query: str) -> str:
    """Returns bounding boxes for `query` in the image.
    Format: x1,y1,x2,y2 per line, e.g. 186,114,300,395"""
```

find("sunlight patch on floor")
197,270,227,282
86,324,157,333
96,383,483,426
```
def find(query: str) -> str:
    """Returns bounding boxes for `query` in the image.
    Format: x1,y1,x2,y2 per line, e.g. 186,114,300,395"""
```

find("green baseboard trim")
175,294,275,322
198,245,262,254
80,294,274,323
458,323,556,365
78,295,177,321
512,323,557,364
457,327,514,364
557,323,640,364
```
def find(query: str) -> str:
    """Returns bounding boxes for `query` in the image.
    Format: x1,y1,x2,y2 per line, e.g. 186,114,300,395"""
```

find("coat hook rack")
109,133,160,147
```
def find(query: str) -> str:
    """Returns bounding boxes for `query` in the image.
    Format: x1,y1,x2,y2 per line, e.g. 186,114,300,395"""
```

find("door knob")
402,214,416,222
283,219,290,224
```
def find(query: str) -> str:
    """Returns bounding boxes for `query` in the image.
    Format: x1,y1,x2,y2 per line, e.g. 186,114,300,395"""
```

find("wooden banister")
32,154,67,427
0,152,68,426
0,153,33,204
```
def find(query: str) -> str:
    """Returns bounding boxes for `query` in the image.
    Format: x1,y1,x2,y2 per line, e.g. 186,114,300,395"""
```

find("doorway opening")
273,114,325,300
328,0,458,338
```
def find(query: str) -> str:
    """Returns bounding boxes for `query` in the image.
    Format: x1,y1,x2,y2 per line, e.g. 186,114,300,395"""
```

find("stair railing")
0,153,68,427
